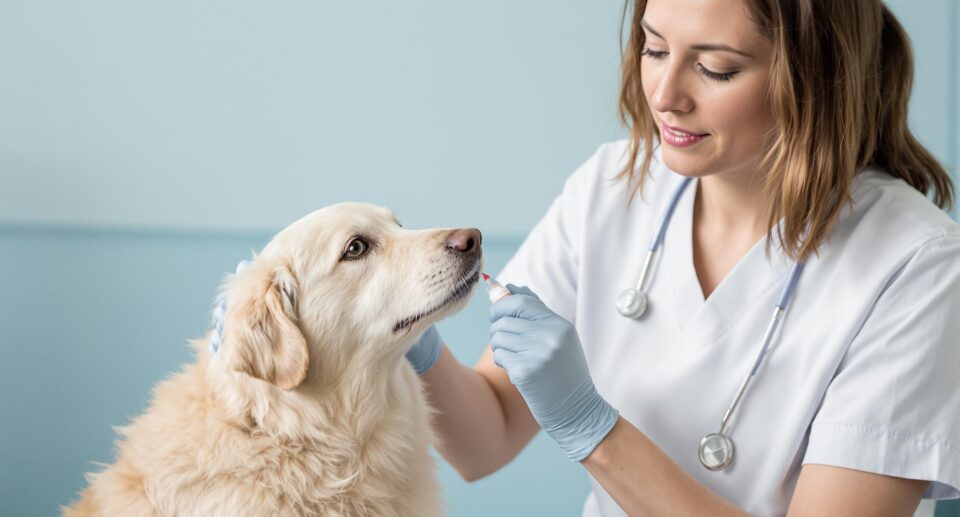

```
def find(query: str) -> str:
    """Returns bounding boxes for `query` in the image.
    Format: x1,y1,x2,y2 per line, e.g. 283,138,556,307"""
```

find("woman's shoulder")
848,168,959,245
564,139,632,189
824,168,959,273
564,138,674,206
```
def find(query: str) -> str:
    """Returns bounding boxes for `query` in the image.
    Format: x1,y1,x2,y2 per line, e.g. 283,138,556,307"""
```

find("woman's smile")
660,122,710,148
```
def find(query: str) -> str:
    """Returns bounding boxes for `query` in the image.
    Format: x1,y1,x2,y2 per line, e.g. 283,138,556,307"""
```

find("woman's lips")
660,123,709,148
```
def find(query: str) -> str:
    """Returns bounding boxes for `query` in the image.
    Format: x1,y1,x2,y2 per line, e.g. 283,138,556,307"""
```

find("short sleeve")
495,147,603,325
804,235,960,499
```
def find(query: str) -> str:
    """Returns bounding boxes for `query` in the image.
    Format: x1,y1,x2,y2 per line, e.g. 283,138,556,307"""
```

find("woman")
405,0,959,514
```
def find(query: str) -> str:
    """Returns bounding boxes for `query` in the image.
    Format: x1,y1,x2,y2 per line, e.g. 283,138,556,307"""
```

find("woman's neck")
694,170,767,240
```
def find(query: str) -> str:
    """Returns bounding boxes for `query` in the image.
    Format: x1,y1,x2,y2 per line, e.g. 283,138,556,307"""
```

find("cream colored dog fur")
64,203,482,516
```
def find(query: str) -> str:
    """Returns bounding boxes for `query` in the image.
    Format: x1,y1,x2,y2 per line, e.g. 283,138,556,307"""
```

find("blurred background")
0,1,957,516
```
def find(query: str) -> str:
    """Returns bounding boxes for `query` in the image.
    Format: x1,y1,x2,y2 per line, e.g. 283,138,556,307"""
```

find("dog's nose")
446,228,482,257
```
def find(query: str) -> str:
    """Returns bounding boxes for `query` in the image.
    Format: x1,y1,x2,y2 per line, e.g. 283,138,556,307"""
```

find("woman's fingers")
490,316,536,336
489,289,550,322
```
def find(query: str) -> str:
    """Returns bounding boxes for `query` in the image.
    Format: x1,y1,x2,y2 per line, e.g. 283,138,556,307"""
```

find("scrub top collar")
662,174,794,354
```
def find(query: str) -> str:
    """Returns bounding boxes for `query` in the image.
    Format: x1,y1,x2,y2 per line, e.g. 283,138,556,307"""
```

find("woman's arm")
581,417,928,516
581,417,748,516
419,344,540,481
488,287,931,516
787,464,927,516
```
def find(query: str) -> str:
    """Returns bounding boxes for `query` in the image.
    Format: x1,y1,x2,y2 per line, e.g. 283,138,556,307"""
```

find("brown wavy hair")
618,0,955,262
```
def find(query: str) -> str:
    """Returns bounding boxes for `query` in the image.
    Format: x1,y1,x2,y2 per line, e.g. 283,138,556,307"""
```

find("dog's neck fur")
204,336,416,442
109,337,439,515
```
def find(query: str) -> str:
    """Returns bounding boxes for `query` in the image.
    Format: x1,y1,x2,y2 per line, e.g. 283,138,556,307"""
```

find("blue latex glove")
490,285,619,462
406,325,443,374
209,260,253,354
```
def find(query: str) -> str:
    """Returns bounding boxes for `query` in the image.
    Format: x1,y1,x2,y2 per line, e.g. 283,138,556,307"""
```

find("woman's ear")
221,259,309,391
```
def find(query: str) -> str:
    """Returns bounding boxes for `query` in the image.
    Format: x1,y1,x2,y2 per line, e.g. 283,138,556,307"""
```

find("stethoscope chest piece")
699,433,734,471
616,288,648,319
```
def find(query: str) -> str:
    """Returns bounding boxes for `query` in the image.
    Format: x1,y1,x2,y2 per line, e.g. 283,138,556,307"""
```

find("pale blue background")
0,1,957,516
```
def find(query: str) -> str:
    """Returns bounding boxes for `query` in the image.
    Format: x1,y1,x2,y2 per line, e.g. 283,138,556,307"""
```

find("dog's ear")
222,260,309,391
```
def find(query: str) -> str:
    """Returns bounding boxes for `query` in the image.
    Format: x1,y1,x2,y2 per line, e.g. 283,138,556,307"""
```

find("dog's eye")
342,237,370,260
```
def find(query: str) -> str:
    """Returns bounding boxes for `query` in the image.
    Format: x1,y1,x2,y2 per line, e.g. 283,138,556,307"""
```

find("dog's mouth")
393,261,482,333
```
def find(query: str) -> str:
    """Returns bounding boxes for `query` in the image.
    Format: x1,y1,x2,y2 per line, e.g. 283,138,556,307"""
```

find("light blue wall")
1,1,958,516
0,0,956,235
0,0,626,236
955,0,960,223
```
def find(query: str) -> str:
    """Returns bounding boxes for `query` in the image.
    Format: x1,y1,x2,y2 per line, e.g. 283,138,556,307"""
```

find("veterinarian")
405,0,960,515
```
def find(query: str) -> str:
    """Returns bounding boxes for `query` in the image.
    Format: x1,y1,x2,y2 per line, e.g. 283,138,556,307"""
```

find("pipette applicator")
482,273,511,303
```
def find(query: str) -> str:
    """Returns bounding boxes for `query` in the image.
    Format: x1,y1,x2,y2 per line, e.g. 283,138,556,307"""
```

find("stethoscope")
616,176,805,472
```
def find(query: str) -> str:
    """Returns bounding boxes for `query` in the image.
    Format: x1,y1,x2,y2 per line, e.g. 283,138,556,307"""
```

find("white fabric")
496,140,960,517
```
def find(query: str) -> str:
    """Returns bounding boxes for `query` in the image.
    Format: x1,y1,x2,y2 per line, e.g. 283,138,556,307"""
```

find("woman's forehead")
642,0,769,54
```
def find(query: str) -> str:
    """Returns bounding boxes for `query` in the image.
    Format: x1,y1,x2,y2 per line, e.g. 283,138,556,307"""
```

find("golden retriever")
64,203,482,516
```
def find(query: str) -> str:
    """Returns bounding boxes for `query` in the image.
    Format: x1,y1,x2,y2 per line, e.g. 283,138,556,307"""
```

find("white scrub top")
496,140,960,517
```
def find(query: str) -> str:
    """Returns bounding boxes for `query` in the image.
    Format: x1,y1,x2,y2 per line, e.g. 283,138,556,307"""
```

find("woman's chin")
660,150,713,178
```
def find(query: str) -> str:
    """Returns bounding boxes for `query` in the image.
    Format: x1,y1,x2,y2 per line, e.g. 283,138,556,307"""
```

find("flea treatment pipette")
482,273,511,303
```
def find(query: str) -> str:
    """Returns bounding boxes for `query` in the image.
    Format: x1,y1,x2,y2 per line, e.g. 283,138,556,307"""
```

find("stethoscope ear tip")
616,288,648,319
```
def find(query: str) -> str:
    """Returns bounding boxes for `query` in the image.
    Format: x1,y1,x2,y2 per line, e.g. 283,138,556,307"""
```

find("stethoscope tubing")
719,262,803,435
632,177,694,293
623,175,805,471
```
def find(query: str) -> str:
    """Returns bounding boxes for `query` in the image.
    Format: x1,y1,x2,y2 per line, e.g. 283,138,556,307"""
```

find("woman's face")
640,0,775,180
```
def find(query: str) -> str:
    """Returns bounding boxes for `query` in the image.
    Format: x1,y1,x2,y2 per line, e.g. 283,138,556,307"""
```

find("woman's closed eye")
640,48,739,82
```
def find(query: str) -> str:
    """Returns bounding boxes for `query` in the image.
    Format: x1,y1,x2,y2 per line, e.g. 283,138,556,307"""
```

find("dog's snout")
446,228,482,257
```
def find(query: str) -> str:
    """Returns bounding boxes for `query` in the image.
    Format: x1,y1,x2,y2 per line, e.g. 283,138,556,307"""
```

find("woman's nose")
650,65,694,114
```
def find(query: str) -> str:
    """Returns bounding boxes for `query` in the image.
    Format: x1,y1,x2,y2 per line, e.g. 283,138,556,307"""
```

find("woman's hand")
489,285,619,461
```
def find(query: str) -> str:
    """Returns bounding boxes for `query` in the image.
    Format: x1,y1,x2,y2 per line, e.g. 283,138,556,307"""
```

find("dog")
63,203,483,516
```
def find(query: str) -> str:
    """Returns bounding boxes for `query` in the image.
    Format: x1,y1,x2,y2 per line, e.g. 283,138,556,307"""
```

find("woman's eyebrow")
640,19,753,58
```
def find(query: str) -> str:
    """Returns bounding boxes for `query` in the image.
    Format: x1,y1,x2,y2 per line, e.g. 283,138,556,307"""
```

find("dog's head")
215,203,482,391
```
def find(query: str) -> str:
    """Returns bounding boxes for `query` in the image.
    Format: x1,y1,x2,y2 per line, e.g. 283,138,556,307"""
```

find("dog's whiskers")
393,266,480,333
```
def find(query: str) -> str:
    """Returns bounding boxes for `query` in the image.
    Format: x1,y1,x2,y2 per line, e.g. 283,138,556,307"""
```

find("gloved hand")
209,260,253,354
405,325,443,374
489,285,619,462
